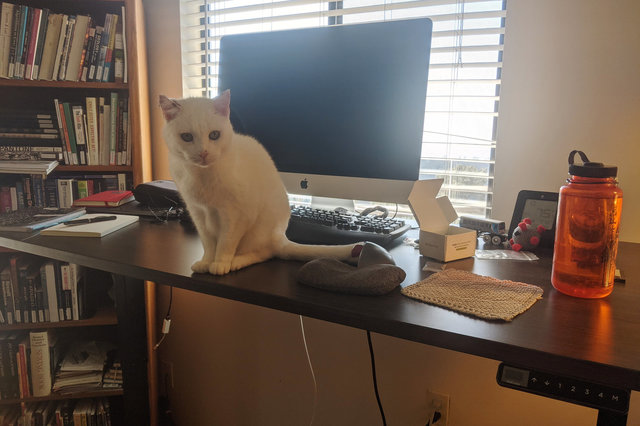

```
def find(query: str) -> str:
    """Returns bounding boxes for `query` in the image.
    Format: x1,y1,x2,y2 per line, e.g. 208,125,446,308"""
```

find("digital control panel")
497,363,629,414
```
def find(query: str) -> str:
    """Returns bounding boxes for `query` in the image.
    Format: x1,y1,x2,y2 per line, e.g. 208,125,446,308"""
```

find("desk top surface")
1,219,639,391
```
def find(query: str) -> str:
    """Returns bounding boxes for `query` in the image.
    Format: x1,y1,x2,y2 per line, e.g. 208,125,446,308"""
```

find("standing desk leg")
597,410,627,426
113,274,150,426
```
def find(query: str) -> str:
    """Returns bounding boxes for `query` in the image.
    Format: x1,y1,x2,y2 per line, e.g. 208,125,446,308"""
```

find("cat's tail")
275,240,363,263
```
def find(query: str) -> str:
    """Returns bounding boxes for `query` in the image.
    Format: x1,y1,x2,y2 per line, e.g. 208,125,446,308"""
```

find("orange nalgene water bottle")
551,150,623,298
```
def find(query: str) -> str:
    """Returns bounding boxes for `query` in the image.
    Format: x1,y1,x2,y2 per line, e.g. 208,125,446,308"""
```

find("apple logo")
300,179,308,189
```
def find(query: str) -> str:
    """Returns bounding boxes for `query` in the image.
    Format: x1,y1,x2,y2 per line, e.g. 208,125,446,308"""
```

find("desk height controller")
497,364,630,416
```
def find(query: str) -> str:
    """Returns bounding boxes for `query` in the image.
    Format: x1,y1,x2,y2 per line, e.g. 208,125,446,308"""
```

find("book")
36,12,61,80
16,335,30,397
56,178,74,208
29,330,52,397
40,213,138,237
71,104,87,165
85,97,99,165
0,2,15,79
109,92,118,165
102,14,118,82
0,265,15,324
64,14,90,82
62,102,79,165
24,7,41,79
40,261,59,322
73,189,134,207
0,206,85,232
0,159,58,175
87,25,102,81
51,14,68,81
31,7,49,79
57,15,74,80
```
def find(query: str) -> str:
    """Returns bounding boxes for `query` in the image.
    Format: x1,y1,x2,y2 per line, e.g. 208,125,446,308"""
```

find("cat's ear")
159,95,182,121
212,90,231,118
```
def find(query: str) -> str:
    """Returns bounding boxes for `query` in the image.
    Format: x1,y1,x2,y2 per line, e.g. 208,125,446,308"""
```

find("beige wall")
144,0,640,424
493,0,640,243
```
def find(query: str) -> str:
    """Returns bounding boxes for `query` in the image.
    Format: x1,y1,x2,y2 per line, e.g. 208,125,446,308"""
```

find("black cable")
165,285,173,318
367,330,386,426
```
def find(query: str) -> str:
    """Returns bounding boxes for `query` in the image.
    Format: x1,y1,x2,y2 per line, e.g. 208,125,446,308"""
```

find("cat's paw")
191,260,211,274
209,261,232,275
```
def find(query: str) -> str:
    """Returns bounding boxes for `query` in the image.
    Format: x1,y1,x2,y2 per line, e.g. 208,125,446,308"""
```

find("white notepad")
40,213,139,237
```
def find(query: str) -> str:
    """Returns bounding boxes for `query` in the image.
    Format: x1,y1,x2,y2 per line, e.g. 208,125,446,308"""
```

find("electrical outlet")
159,358,174,390
425,391,449,426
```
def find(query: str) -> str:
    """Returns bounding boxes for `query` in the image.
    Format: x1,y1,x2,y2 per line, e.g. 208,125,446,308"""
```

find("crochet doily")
401,269,543,321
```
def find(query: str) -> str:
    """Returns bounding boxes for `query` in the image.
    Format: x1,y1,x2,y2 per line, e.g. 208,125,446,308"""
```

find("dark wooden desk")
1,220,638,425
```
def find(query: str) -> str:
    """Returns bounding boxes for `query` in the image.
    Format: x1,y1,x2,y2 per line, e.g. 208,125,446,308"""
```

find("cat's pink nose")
200,151,209,159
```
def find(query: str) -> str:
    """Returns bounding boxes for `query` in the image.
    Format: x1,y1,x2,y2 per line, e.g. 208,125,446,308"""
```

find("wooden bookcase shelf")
0,79,128,90
0,0,151,423
0,388,124,405
0,304,117,331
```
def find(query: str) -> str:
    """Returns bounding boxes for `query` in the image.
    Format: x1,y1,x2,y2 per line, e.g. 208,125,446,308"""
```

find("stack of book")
0,2,127,83
0,255,91,326
0,111,63,162
101,357,122,389
0,398,113,425
53,94,130,166
0,172,127,211
53,340,113,393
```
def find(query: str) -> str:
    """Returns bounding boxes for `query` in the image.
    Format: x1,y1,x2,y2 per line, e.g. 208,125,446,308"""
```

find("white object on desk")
40,213,138,237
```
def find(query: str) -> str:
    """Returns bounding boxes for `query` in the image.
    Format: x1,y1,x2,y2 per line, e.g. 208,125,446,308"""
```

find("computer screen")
218,18,432,205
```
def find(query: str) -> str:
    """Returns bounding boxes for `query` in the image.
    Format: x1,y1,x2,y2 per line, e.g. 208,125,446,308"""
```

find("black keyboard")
286,205,410,247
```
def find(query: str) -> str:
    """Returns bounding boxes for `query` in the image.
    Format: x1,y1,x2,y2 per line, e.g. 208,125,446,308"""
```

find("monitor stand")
310,196,356,213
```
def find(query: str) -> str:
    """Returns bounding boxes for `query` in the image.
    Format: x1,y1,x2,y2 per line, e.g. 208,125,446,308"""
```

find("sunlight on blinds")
179,0,506,217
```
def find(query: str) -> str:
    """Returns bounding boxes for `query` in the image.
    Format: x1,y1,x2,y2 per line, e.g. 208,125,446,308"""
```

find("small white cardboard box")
408,179,477,262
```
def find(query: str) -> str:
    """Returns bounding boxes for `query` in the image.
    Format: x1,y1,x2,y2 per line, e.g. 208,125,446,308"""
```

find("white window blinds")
179,0,506,217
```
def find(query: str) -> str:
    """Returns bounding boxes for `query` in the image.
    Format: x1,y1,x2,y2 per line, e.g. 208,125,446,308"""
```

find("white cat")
159,91,362,275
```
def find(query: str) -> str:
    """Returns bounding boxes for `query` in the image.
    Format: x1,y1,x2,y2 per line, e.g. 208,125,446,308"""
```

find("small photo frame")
509,190,559,248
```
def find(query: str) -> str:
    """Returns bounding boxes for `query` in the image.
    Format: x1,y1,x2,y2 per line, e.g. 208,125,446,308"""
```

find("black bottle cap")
568,150,617,178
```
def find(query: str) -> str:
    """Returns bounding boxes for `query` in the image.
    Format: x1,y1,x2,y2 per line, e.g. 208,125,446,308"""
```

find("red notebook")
73,190,135,207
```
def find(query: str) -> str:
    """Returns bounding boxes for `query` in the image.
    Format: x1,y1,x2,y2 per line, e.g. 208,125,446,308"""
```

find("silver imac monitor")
218,18,432,205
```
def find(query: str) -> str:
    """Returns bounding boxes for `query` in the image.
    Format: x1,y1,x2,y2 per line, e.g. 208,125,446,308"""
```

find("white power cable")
299,315,318,426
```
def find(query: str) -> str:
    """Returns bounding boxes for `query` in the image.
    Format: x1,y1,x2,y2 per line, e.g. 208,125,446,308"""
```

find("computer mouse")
356,242,396,268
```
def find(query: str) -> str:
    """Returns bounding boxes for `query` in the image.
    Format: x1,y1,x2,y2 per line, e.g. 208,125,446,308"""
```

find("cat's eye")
209,130,221,140
180,133,194,142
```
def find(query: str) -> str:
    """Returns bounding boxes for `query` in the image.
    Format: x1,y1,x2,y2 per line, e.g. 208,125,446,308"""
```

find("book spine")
52,261,64,321
38,13,61,81
51,15,68,81
32,8,49,80
56,179,73,209
57,15,75,80
102,13,118,82
13,5,28,78
53,98,70,164
18,5,33,79
1,271,14,325
95,14,111,82
0,3,15,79
60,263,72,320
87,26,102,81
109,92,117,165
70,264,80,320
7,4,20,78
9,257,21,323
41,262,59,322
72,105,87,165
24,7,41,80
62,102,78,165
17,342,30,397
80,26,95,82
29,330,52,397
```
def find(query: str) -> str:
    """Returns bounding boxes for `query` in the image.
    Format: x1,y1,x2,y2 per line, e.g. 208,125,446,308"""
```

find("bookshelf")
0,0,151,200
0,0,151,424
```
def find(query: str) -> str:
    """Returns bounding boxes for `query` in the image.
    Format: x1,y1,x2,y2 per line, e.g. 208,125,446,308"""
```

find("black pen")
63,215,118,226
